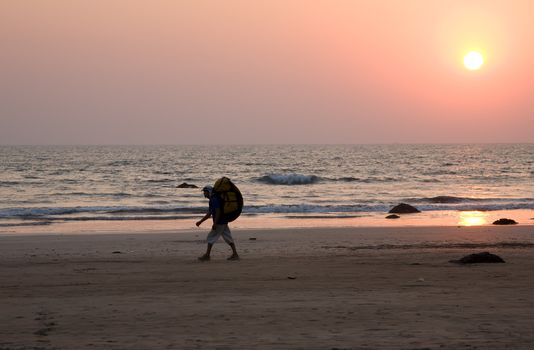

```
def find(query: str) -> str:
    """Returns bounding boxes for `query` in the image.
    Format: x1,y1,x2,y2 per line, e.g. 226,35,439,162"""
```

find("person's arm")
196,211,211,227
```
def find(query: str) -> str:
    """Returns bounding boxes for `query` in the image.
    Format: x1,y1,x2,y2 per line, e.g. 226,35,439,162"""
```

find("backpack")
213,177,243,222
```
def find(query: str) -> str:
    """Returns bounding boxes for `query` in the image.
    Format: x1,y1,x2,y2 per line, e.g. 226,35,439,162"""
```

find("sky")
1,0,533,144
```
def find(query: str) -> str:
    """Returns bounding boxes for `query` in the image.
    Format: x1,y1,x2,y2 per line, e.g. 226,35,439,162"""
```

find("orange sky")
1,0,533,144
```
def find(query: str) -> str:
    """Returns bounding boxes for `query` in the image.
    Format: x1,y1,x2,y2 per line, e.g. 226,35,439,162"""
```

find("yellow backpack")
213,177,243,222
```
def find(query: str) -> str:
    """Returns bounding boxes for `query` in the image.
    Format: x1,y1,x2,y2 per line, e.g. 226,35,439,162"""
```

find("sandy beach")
2,225,534,349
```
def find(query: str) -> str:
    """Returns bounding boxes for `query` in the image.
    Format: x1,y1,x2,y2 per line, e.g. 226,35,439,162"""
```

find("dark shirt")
209,195,228,225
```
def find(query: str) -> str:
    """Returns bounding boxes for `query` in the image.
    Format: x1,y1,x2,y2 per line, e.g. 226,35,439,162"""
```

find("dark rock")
287,276,297,280
249,237,257,240
386,214,400,219
450,252,505,264
112,251,123,254
492,218,517,225
388,203,421,214
177,182,198,188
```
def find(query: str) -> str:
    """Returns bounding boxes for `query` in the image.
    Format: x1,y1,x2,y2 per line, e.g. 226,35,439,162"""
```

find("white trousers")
206,224,234,245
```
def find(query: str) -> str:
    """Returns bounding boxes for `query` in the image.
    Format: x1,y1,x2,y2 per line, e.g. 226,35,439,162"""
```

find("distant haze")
1,1,533,144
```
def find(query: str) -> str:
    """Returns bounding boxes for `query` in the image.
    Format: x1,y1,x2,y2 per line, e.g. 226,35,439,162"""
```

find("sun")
458,211,487,226
463,51,484,70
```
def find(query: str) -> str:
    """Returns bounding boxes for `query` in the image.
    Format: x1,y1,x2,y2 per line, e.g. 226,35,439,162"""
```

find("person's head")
202,185,213,198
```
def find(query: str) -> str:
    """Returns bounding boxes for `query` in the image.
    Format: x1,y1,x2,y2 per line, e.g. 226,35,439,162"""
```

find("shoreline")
1,225,534,349
1,208,533,236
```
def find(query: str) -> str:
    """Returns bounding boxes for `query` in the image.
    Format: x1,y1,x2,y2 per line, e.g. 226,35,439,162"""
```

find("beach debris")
492,218,518,225
385,214,400,219
177,182,198,188
417,277,425,282
112,251,123,254
249,237,257,240
388,203,421,214
449,252,505,264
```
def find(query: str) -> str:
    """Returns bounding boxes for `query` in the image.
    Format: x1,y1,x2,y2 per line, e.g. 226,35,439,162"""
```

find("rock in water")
388,203,421,214
450,252,505,264
492,218,517,225
385,214,400,219
177,182,198,188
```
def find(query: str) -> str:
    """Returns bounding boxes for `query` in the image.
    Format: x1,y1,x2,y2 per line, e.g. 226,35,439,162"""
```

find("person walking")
196,185,239,261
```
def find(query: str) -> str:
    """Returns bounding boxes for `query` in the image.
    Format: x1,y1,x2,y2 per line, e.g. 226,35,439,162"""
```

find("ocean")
1,144,533,230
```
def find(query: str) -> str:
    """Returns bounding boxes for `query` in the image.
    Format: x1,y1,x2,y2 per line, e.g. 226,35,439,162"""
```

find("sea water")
0,144,533,230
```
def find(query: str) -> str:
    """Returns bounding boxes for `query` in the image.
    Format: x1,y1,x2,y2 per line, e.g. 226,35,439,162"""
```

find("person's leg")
228,243,238,259
198,243,213,261
222,225,239,260
199,226,222,261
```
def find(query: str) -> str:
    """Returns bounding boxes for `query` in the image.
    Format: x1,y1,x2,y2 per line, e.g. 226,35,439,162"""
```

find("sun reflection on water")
459,211,488,226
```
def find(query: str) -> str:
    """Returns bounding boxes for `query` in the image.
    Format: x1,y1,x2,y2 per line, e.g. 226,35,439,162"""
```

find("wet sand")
1,225,534,349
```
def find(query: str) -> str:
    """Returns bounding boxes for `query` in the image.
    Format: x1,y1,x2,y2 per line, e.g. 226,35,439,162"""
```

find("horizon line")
1,142,533,147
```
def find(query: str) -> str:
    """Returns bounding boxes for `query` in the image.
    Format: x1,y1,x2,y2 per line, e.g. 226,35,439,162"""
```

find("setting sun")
459,211,487,226
464,51,485,70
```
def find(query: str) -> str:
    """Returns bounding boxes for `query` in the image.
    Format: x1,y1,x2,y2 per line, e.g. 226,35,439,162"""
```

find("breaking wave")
407,196,534,205
420,196,483,203
257,174,321,185
0,206,206,219
257,174,400,184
